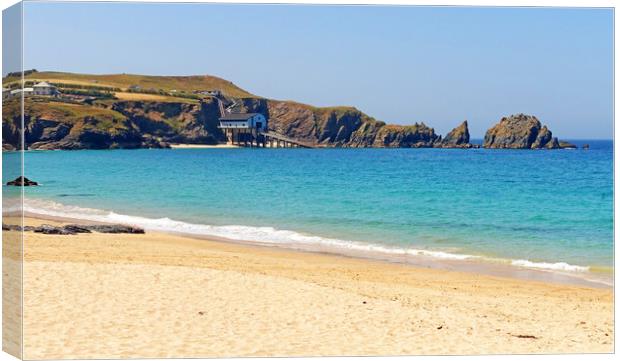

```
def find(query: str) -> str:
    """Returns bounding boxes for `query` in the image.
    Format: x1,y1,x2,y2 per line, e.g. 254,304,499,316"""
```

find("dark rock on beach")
2,224,19,231
2,224,36,232
483,114,569,149
2,223,145,235
6,176,38,186
72,224,145,234
62,224,93,233
34,224,77,235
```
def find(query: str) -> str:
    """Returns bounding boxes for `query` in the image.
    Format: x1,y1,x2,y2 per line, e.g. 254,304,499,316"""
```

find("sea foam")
510,259,589,272
14,197,591,274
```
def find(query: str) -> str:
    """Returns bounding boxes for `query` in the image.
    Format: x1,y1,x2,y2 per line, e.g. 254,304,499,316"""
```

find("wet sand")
5,216,614,358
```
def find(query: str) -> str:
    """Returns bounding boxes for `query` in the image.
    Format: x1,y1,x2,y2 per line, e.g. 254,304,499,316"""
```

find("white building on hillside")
9,88,34,98
32,81,58,96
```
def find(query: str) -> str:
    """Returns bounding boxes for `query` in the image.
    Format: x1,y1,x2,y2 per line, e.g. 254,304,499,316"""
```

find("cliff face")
484,114,562,149
261,100,440,147
2,98,226,150
3,96,465,149
111,98,225,145
3,100,139,150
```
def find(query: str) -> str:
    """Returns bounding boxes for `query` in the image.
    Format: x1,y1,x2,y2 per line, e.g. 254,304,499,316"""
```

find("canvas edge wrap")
2,1,24,359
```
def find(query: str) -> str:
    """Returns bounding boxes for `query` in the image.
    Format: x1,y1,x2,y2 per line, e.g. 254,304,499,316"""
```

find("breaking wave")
11,198,596,277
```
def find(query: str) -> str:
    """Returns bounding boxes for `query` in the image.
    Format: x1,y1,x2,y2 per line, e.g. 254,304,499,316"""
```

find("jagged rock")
559,141,577,149
40,123,71,141
6,176,38,186
76,224,145,234
545,137,560,149
2,224,18,231
2,224,35,232
530,126,552,149
583,144,590,150
27,120,71,144
372,122,440,148
440,120,473,148
483,114,560,149
139,135,171,149
34,224,76,235
62,225,93,233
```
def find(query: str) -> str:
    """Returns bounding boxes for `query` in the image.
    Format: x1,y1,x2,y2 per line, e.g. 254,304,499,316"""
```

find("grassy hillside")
3,99,127,130
112,92,198,103
3,71,255,98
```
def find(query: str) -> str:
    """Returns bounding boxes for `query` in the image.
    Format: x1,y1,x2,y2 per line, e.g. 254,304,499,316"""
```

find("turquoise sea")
3,140,613,285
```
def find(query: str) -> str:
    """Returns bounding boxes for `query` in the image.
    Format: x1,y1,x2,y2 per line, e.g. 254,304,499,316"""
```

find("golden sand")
4,217,613,359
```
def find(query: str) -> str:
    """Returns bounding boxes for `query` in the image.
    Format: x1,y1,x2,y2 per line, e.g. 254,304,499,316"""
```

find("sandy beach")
4,216,614,358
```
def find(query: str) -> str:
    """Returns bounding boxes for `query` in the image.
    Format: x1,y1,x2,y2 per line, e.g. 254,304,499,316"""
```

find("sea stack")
483,114,575,149
439,120,474,148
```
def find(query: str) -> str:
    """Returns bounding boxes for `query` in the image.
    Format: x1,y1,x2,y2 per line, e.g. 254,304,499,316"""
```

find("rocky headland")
2,72,577,151
1,71,473,150
3,96,459,150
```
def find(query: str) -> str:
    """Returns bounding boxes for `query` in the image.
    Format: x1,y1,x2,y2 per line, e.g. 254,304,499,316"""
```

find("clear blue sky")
18,2,614,139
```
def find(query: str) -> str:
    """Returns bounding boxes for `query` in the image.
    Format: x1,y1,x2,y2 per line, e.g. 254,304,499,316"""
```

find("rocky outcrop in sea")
436,120,477,148
483,114,575,149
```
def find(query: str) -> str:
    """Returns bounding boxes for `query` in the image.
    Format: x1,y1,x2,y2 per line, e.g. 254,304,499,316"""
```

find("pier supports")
221,128,312,148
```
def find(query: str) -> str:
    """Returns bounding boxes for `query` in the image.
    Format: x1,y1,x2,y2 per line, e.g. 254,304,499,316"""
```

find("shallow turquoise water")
4,140,613,274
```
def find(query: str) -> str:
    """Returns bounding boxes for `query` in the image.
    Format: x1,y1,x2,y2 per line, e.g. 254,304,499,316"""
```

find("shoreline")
169,143,239,149
12,208,613,289
5,215,614,357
